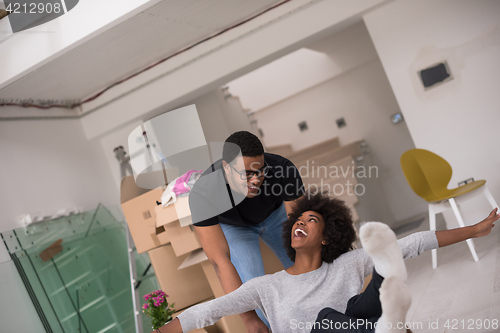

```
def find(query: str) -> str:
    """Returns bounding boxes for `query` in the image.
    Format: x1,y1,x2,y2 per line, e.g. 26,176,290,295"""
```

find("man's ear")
322,239,327,245
222,160,230,173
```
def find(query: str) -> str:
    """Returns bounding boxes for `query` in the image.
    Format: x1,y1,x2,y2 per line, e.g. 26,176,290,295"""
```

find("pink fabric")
172,170,201,195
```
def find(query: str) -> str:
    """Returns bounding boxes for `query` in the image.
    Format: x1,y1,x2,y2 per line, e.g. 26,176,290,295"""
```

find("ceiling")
0,0,284,104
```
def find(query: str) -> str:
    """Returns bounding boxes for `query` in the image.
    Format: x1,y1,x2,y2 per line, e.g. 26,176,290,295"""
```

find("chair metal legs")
449,198,479,262
428,205,438,269
483,186,499,210
428,185,499,269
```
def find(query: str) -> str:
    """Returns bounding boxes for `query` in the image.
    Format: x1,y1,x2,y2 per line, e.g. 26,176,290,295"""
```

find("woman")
153,192,498,333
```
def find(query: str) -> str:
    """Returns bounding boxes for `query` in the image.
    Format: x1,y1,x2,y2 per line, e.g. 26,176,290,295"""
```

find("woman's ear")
321,239,327,245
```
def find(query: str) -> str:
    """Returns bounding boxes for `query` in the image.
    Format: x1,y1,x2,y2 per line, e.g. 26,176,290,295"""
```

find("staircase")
267,137,367,222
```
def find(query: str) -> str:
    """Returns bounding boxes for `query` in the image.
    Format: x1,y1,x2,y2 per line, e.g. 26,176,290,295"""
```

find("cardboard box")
155,196,192,227
165,220,202,257
120,176,170,253
148,244,214,311
155,197,202,256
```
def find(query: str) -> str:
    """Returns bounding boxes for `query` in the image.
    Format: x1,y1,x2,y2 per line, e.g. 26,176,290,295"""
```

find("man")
189,131,304,332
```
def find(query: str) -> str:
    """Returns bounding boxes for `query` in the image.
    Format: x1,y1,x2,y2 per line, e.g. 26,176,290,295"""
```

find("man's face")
223,155,266,198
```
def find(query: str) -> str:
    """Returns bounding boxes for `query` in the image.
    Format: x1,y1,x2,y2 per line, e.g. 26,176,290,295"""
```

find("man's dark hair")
222,131,264,164
282,191,357,263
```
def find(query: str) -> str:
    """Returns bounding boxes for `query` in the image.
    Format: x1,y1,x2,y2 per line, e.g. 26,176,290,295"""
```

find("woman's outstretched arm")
435,208,499,247
154,317,182,333
150,275,263,333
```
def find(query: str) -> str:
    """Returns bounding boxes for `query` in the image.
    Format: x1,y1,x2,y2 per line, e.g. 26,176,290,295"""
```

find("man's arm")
194,224,269,333
436,208,499,247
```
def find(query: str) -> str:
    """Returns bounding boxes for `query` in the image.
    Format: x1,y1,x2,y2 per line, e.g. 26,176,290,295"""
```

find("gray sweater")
177,231,438,333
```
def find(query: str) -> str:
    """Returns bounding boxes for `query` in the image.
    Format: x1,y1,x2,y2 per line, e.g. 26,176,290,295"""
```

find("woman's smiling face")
291,210,326,251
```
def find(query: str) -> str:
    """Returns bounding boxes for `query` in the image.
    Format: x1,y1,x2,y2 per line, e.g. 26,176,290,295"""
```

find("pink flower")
142,304,149,309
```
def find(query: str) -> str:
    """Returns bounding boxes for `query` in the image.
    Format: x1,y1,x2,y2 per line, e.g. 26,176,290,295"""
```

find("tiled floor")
398,215,500,333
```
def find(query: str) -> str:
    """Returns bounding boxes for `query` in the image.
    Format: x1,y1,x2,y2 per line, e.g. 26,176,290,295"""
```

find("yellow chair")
401,148,498,268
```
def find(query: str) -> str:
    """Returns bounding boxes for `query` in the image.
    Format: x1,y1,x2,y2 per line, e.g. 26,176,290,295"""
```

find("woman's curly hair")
282,191,357,263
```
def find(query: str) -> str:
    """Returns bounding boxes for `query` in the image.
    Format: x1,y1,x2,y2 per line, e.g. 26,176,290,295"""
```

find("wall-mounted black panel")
419,62,452,89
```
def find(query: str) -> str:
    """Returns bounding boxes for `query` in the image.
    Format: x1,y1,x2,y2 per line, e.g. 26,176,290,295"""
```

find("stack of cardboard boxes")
120,176,284,333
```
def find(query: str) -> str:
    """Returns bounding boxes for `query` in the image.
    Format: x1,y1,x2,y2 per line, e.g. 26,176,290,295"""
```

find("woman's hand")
473,208,499,238
436,208,499,247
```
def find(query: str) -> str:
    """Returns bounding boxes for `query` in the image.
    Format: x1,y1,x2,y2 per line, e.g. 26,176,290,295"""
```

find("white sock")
375,276,412,333
359,222,407,281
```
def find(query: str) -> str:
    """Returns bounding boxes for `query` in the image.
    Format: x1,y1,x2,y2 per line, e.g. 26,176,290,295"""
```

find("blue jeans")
220,202,293,327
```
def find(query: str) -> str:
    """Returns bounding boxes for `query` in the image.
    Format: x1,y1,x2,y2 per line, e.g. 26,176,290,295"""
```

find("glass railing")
1,204,159,333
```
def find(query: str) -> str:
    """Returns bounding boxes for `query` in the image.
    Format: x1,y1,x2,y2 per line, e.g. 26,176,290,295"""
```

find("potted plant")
142,290,176,330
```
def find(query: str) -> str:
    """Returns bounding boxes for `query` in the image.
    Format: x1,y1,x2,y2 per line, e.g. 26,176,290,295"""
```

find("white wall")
364,0,500,223
254,58,426,223
100,120,144,190
0,119,119,232
0,259,45,331
214,92,259,138
226,21,378,112
163,88,258,156
191,90,232,144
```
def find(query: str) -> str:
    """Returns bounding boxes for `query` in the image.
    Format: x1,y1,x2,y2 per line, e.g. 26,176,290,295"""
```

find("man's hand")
243,313,270,333
473,208,499,238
